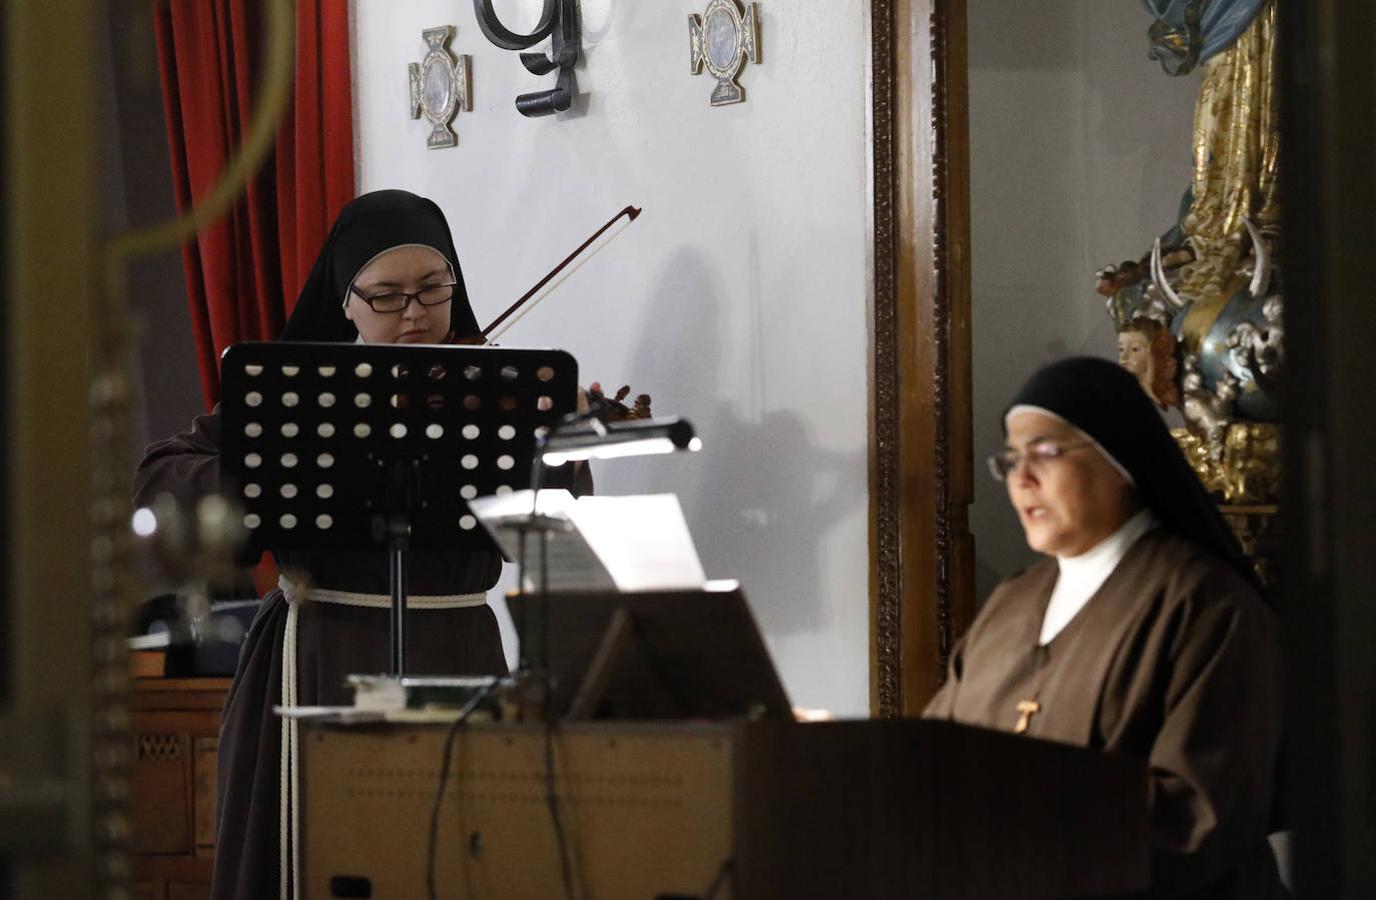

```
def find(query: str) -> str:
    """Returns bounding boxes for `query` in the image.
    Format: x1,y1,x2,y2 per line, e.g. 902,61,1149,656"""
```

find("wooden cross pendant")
1013,699,1041,735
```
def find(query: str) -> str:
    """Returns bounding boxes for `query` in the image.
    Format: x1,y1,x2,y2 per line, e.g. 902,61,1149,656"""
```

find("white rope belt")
277,574,486,899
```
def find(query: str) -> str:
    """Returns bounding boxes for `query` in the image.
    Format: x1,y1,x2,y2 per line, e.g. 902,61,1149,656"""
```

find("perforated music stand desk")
220,341,578,675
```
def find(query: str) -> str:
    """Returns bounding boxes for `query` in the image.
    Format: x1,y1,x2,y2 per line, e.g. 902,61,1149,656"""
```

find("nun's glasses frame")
348,281,457,314
987,440,1094,482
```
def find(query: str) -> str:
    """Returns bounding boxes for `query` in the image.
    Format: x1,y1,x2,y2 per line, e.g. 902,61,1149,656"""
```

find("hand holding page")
468,490,706,592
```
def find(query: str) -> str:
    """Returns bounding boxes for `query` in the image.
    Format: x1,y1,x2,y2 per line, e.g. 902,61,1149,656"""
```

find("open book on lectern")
468,489,707,592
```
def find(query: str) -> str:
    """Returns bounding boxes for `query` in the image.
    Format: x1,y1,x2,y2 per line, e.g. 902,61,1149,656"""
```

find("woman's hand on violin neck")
577,383,598,415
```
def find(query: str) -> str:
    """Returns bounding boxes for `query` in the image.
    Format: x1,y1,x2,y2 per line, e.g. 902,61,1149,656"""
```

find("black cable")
702,859,735,900
425,679,498,900
536,525,577,899
543,716,577,900
527,398,587,898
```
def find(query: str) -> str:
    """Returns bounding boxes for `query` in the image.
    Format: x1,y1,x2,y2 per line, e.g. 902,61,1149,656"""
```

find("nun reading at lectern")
923,357,1286,899
133,189,588,900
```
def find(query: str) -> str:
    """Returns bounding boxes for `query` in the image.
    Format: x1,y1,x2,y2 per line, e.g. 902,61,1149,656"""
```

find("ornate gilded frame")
867,0,974,716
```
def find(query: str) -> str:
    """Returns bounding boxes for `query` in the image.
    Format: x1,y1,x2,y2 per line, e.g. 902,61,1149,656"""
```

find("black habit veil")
278,189,480,343
1006,356,1259,590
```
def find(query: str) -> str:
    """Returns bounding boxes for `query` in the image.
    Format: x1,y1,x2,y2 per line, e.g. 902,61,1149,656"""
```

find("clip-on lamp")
513,414,702,689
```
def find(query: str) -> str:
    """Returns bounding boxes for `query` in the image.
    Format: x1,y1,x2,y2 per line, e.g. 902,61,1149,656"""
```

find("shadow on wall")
630,247,863,637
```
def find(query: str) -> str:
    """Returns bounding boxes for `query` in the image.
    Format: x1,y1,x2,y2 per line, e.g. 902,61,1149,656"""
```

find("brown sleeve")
1145,572,1284,893
132,405,223,508
921,572,1030,719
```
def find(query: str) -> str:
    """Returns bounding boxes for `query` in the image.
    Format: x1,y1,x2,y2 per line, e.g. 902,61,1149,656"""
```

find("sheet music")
563,495,706,591
469,489,705,592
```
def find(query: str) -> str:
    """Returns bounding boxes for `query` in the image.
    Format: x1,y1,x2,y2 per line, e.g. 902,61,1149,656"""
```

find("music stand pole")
387,518,409,677
378,456,424,676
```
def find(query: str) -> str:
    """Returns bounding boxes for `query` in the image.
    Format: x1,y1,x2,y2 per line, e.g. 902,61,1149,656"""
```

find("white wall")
352,1,873,714
967,0,1200,597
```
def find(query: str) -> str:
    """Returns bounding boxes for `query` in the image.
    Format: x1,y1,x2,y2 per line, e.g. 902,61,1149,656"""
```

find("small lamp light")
515,415,702,680
538,416,701,467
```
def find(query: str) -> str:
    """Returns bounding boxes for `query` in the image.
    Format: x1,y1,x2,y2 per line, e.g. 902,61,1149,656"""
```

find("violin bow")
480,204,642,339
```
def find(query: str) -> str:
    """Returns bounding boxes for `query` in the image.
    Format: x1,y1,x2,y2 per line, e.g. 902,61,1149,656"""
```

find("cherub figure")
1117,317,1181,410
1226,294,1284,387
1181,359,1238,461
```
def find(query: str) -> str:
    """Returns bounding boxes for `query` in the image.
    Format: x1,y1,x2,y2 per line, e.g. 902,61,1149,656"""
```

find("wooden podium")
300,717,1149,899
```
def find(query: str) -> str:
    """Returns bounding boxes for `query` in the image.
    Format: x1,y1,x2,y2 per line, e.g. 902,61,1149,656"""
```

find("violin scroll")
587,382,652,423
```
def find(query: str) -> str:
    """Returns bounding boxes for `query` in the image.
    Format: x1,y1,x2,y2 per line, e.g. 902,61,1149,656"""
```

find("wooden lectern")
301,719,1148,899
298,588,1150,898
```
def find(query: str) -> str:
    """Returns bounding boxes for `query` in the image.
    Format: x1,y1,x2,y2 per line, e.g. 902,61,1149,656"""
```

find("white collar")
1057,507,1156,575
1038,509,1157,645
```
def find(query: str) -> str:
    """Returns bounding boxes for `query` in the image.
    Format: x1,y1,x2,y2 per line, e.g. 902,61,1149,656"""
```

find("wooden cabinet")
130,677,231,900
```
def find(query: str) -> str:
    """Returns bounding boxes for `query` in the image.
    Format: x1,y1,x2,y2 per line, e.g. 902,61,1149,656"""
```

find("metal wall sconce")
408,26,472,149
690,0,761,106
472,0,581,117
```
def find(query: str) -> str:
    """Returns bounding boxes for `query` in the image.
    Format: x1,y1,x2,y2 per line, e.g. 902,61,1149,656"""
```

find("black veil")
1005,356,1259,590
278,189,479,343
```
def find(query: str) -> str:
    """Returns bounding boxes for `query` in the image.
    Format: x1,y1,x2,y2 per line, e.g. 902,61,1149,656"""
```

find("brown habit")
924,529,1286,899
134,407,582,899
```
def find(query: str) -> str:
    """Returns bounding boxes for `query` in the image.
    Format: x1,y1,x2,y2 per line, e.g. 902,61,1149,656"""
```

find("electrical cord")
543,714,578,900
538,526,578,899
702,859,735,899
523,398,592,899
425,679,499,900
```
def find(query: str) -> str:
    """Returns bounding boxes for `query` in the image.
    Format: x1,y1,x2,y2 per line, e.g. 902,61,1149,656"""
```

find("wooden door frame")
1278,1,1376,893
868,0,974,717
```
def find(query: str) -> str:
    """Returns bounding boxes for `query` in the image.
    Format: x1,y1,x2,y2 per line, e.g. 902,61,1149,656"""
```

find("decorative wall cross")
689,0,761,106
407,26,471,149
472,0,581,117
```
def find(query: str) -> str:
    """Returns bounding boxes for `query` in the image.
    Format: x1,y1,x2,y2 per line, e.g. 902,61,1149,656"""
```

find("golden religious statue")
1095,0,1283,579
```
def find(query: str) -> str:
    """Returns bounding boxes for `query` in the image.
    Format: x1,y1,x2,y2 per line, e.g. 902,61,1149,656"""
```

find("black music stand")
219,341,578,677
506,584,792,721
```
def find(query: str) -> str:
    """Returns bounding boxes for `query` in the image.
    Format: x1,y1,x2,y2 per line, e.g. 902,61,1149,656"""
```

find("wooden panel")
128,678,227,894
301,719,1147,899
167,883,212,900
134,855,218,884
302,722,735,900
130,679,233,712
131,732,192,855
734,720,1148,898
193,737,218,851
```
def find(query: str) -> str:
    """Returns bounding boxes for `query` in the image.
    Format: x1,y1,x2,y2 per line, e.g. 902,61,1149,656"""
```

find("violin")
453,204,652,422
482,204,641,341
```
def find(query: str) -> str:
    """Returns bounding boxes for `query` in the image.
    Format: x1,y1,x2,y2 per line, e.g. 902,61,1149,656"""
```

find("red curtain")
155,0,355,410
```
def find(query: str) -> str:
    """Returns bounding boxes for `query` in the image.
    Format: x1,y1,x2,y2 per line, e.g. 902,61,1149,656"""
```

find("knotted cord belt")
276,574,487,899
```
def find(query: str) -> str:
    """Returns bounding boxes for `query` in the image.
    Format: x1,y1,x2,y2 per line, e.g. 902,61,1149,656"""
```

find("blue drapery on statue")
1141,0,1267,74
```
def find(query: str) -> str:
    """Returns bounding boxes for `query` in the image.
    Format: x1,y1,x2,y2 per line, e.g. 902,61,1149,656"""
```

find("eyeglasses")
348,282,456,314
987,441,1094,482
